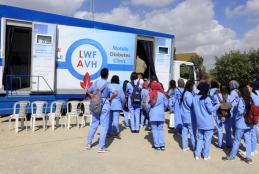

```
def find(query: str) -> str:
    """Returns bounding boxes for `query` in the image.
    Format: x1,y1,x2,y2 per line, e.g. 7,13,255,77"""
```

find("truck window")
180,64,194,81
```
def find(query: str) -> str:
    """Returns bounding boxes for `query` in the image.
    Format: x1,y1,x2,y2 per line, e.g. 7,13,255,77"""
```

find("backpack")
217,93,231,120
244,104,259,125
131,81,142,106
89,82,108,115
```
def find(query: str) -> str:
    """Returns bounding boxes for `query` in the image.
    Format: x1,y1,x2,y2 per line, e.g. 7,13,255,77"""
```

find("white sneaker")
204,156,211,161
183,147,190,152
85,144,91,150
195,157,200,160
98,148,109,153
252,150,258,156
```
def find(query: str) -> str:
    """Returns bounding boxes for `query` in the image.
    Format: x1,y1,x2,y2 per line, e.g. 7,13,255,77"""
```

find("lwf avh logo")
66,39,107,80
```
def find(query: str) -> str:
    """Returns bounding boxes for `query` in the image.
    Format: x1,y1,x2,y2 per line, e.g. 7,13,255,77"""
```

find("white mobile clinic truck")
0,5,196,114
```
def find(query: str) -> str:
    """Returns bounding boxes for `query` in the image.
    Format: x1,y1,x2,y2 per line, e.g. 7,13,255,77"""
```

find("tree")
211,50,259,87
190,55,208,80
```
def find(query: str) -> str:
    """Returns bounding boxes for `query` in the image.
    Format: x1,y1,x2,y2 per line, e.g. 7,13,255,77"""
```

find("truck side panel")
56,25,136,92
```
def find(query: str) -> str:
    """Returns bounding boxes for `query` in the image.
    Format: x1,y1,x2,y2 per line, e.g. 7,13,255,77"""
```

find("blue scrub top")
210,88,220,105
235,97,252,130
141,89,149,99
146,92,168,122
193,95,220,130
168,89,176,112
110,83,125,111
228,90,239,115
180,91,194,124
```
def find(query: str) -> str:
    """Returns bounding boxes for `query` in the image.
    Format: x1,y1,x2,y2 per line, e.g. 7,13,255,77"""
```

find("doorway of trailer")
136,36,157,81
2,20,32,92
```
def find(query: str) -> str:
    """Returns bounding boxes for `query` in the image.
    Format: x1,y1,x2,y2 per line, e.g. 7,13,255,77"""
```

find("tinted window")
180,64,194,80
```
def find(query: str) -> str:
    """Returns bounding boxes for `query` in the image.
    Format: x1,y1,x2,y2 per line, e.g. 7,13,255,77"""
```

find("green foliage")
211,50,259,87
190,55,208,80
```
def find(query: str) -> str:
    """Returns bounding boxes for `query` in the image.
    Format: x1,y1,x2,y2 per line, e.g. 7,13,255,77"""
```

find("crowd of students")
84,68,259,164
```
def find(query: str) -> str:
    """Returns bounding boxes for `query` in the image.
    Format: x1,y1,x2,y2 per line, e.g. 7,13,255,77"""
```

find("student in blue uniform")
146,81,168,150
174,79,185,134
217,84,233,148
249,81,259,156
180,80,196,151
85,68,118,153
108,75,125,138
127,72,141,133
122,80,130,128
140,80,150,128
193,82,220,160
223,86,253,164
168,80,177,128
228,80,240,136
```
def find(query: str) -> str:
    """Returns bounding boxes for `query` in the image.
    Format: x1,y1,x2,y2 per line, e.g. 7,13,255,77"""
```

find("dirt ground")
0,114,258,174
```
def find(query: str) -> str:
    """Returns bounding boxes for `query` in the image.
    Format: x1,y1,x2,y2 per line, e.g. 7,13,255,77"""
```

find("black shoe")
135,130,139,133
222,156,235,161
160,146,165,151
226,145,232,149
113,135,121,139
154,147,161,151
244,158,253,164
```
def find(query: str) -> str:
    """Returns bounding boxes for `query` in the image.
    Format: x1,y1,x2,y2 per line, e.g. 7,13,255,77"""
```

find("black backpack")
131,81,142,107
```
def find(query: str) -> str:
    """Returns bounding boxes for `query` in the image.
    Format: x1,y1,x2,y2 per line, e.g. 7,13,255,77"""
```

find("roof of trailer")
0,5,175,39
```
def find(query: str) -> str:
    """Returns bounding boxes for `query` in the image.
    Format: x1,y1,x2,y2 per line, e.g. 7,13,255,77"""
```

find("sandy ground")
0,114,258,174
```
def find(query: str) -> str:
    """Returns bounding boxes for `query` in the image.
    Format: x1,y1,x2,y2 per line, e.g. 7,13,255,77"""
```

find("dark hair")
100,68,109,79
180,80,194,104
123,80,129,92
169,80,176,90
210,80,219,89
239,86,252,113
111,75,120,84
198,82,210,100
130,72,138,81
220,84,229,95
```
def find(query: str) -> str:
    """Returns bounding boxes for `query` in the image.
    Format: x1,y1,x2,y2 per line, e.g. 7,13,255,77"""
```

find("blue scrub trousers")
87,108,110,149
174,105,182,133
257,124,259,144
182,123,195,149
195,129,213,158
230,128,251,158
108,111,120,135
215,116,232,148
150,121,165,148
123,110,129,127
130,107,140,131
251,125,257,152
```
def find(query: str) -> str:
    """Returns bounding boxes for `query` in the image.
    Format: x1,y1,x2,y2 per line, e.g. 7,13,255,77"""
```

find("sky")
0,0,259,68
